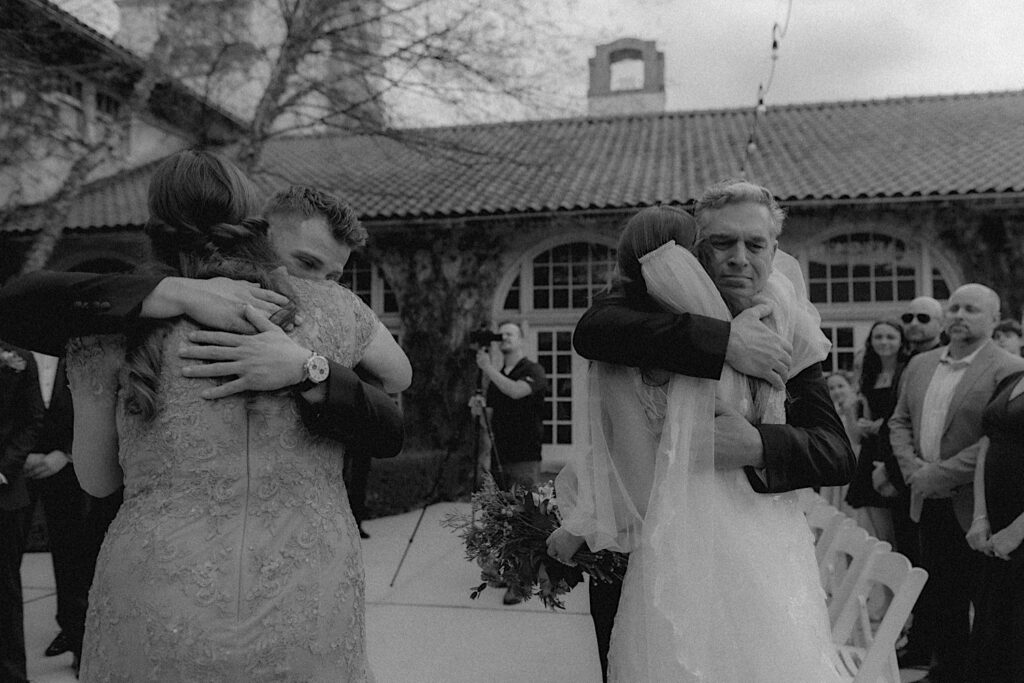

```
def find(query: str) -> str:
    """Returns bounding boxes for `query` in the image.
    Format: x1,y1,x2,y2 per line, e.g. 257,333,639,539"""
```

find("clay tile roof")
53,89,1024,231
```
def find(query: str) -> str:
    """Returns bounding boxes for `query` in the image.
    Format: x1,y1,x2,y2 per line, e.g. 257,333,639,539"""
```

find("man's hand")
546,527,585,566
906,462,949,499
179,305,309,399
23,450,70,479
713,399,764,469
143,277,294,334
725,303,792,391
475,348,498,374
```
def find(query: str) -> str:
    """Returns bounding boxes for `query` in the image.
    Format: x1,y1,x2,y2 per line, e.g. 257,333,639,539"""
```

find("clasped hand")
713,399,764,470
179,305,309,399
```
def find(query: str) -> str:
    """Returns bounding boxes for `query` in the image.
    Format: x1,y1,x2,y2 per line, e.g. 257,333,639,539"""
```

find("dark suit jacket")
0,271,404,458
0,343,44,510
573,289,855,493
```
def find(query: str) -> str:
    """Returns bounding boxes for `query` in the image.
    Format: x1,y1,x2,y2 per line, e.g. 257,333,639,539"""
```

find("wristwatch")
294,351,330,393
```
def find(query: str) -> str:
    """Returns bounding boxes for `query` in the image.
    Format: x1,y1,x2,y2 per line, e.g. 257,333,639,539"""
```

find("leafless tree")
2,0,577,270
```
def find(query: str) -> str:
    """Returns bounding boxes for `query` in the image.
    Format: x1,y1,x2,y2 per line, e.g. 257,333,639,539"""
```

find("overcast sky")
546,0,1024,113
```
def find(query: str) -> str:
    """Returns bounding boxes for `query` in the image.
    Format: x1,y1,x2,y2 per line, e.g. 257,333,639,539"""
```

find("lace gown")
579,244,840,682
67,278,378,682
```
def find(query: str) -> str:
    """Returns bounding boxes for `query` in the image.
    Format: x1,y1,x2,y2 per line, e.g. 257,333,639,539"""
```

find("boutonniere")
0,350,27,373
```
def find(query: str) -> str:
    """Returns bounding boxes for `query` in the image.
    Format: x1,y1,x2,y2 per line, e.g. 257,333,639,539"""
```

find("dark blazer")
0,344,44,510
573,288,855,494
0,271,404,458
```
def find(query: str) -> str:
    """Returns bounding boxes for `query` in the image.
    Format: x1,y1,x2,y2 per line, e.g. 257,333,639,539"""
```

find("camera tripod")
388,368,504,587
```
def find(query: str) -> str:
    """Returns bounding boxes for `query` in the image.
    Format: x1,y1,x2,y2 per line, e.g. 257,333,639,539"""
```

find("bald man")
889,284,1024,682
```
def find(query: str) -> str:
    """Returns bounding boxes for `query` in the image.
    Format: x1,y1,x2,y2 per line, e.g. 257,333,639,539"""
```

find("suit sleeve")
573,291,730,380
0,271,163,355
748,362,856,493
0,352,44,486
297,360,404,458
888,357,921,481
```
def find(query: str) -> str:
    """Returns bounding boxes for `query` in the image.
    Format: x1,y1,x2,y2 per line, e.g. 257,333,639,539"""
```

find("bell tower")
587,38,666,116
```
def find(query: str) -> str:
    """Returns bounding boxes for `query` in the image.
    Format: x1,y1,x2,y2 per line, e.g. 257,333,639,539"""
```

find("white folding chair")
805,502,848,567
819,523,890,627
831,550,928,683
797,487,827,515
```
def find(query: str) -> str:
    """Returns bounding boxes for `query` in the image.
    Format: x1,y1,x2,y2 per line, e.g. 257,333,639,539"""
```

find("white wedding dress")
559,243,840,682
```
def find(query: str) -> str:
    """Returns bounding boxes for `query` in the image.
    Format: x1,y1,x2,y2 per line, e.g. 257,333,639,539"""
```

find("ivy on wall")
370,221,512,461
938,205,1024,317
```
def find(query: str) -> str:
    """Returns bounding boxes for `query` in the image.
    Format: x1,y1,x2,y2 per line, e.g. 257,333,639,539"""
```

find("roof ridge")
262,88,1024,145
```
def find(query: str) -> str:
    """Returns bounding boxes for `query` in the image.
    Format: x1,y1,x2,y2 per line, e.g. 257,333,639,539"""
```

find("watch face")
307,355,330,383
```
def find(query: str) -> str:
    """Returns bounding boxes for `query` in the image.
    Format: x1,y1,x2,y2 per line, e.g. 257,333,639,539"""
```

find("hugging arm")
0,271,163,355
749,362,856,493
573,291,729,379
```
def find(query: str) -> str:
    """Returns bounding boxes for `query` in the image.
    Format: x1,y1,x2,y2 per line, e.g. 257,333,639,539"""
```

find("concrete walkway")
23,501,927,682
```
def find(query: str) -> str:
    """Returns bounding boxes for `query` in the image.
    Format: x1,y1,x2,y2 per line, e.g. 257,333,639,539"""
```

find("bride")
555,197,841,682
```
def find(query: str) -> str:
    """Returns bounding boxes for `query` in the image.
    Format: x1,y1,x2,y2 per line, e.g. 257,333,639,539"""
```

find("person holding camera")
471,321,548,491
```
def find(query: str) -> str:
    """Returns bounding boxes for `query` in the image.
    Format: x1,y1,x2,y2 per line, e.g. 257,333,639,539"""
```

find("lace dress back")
68,278,379,682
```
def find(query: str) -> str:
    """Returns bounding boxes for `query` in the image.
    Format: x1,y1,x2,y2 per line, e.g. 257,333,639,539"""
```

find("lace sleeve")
339,286,379,365
65,335,124,496
66,335,125,402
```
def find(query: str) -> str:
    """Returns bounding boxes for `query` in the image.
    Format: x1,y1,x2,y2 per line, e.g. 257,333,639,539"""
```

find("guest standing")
890,284,1024,683
965,369,1024,681
0,343,44,683
845,319,909,542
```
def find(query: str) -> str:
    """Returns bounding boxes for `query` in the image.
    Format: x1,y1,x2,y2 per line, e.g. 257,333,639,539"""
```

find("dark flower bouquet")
442,474,627,610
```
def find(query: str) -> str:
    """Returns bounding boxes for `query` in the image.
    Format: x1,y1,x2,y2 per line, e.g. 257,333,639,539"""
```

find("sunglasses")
901,313,932,325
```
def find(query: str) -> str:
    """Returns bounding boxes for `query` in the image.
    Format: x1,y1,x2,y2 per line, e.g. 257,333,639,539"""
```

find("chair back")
832,550,928,683
822,523,890,627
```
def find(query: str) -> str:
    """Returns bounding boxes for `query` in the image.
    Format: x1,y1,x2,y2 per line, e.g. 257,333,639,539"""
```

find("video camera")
469,328,503,346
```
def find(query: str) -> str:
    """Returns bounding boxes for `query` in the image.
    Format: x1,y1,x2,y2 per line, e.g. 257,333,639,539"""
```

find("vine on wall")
370,221,512,460
939,206,1024,317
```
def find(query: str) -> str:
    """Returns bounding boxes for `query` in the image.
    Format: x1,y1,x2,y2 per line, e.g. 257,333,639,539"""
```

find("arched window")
495,238,616,467
800,230,959,373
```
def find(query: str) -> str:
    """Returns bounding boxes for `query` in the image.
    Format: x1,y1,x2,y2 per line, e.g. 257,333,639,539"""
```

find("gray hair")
694,178,786,239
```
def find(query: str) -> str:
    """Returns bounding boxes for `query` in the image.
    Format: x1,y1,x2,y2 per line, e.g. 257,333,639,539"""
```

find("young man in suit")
559,181,855,679
21,353,93,668
0,343,44,683
0,186,403,460
889,283,1024,683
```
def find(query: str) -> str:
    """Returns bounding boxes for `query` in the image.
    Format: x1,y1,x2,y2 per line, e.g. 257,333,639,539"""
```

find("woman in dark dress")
965,369,1024,681
845,319,910,542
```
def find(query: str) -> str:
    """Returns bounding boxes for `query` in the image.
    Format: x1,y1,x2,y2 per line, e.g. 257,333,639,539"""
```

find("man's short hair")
694,178,786,239
264,186,368,247
995,318,1023,337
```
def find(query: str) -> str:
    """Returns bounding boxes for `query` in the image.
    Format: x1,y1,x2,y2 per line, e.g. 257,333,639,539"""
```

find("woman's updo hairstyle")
145,149,275,270
125,149,292,420
615,204,697,298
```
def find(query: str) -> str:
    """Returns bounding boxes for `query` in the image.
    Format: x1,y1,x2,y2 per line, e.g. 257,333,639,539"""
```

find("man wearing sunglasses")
902,297,945,356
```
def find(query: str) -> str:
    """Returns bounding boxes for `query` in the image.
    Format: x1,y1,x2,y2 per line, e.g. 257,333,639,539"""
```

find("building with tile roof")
4,29,1023,471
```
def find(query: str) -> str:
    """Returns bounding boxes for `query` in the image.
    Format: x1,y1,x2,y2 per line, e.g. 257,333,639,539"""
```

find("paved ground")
23,502,927,682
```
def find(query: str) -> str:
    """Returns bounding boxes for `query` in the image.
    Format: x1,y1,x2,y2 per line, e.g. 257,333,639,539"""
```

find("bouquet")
442,474,627,610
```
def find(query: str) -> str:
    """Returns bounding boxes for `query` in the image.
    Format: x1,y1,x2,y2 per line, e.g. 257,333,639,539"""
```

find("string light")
740,0,793,177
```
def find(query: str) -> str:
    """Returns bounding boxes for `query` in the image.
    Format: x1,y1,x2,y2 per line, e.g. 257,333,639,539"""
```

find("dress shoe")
45,631,72,657
502,587,522,605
